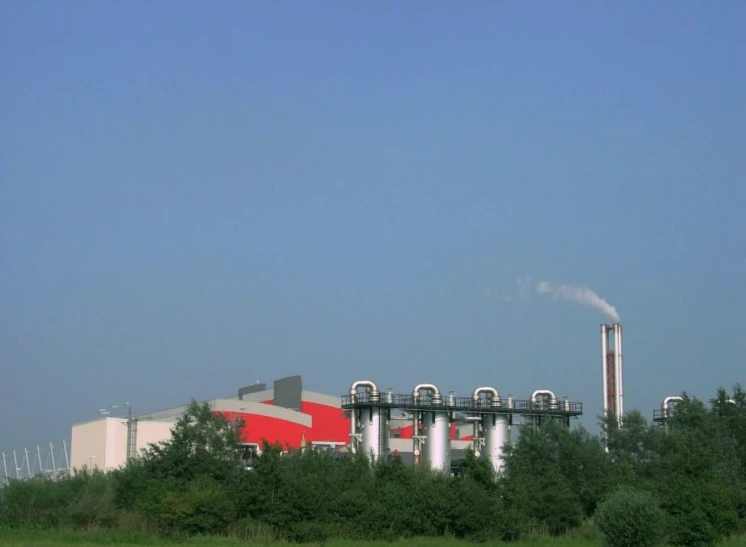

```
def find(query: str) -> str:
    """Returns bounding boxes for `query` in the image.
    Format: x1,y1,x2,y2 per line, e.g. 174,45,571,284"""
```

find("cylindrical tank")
349,381,384,458
481,413,510,474
422,410,450,472
359,405,387,460
412,383,450,472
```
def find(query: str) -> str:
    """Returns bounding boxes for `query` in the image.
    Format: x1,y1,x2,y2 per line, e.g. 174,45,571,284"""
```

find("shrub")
595,486,665,547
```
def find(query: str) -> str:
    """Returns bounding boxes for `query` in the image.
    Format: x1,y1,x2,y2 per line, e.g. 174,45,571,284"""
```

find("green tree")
655,394,742,545
138,400,243,486
500,421,586,535
595,486,665,547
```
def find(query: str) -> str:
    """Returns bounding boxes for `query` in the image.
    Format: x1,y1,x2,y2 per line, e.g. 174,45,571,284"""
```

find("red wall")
219,411,310,449
300,401,349,442
217,400,349,449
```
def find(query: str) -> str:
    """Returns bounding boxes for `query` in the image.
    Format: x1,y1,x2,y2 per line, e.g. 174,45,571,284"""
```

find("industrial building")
70,375,350,472
70,374,583,475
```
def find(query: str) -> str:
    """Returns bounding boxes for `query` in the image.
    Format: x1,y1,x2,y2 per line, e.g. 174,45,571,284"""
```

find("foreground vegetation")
0,528,610,546
1,385,744,546
2,529,746,547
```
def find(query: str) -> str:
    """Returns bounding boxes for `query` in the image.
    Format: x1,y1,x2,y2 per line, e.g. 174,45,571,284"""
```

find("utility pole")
24,447,31,477
2,452,8,484
36,446,43,476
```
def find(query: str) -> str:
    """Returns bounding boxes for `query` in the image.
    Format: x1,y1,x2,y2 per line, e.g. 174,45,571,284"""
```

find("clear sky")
1,1,745,454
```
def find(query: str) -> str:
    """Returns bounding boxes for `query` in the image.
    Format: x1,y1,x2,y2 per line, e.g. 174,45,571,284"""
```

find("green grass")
0,529,745,547
0,528,599,546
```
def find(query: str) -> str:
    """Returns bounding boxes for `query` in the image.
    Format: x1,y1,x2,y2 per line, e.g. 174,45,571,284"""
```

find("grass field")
1,529,746,546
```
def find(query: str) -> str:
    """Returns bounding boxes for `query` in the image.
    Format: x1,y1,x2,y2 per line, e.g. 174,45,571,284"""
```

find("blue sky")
1,1,745,453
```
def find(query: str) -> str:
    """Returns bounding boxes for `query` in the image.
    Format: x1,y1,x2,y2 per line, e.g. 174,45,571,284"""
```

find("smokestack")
615,324,623,418
601,324,609,416
601,323,623,425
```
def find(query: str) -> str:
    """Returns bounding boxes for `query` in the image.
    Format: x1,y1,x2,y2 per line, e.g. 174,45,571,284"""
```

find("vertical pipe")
13,451,19,479
349,408,357,454
601,325,608,417
50,443,57,474
2,453,8,484
36,446,43,475
24,448,31,477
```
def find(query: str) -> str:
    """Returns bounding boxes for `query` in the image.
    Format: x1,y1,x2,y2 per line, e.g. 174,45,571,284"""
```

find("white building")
69,417,175,473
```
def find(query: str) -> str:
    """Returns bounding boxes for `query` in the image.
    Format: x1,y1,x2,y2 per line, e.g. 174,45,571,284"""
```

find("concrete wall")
135,421,175,454
70,418,126,472
71,418,177,473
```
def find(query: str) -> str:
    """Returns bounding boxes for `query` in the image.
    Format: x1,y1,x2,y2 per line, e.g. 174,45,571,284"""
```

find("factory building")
70,375,350,472
70,375,583,475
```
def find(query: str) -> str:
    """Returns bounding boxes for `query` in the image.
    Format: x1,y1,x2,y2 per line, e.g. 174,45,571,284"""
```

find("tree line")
0,385,744,546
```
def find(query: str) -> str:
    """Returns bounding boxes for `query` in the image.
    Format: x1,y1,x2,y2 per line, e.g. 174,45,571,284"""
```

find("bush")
595,486,665,547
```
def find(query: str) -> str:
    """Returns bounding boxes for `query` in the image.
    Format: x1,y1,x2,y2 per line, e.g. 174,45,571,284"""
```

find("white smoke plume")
536,280,620,322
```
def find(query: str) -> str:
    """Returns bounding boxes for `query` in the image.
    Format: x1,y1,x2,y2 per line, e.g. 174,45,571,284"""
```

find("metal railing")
341,393,583,416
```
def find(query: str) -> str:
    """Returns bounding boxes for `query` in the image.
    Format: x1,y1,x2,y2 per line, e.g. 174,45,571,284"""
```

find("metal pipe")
662,396,683,419
349,381,380,454
413,383,441,399
350,380,379,396
50,443,56,473
412,384,441,457
601,325,609,416
2,452,8,484
531,389,558,407
727,399,736,405
472,387,502,406
63,440,69,471
349,409,357,454
36,446,43,475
